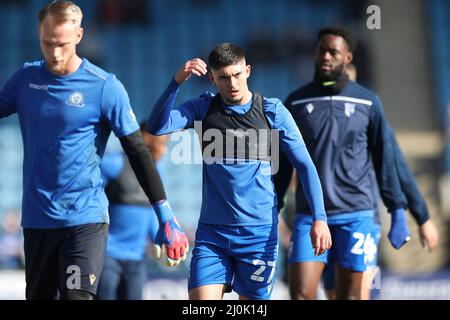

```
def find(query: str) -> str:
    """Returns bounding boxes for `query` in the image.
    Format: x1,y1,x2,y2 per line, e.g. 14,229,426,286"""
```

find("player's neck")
65,55,83,75
313,72,349,95
53,55,83,76
240,90,252,105
222,90,252,106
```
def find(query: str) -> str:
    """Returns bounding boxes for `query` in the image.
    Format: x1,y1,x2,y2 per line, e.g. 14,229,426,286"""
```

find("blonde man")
0,1,188,300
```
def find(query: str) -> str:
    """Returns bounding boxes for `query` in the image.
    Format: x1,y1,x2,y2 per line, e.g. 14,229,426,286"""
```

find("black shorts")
23,223,108,300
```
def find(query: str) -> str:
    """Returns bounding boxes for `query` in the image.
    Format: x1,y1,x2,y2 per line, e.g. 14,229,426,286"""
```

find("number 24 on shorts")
351,232,375,255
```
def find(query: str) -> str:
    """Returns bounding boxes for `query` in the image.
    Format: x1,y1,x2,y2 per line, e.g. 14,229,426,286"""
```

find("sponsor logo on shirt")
345,103,356,117
29,83,48,91
66,92,85,107
306,103,314,114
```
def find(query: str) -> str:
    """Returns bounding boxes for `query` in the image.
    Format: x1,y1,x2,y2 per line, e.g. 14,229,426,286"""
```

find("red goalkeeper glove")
153,200,189,266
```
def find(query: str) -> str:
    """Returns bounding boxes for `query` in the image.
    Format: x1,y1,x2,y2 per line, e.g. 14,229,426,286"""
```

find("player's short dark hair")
208,43,246,70
318,25,357,53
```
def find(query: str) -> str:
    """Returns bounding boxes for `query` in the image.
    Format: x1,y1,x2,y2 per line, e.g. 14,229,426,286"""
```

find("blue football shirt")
0,59,140,228
148,79,325,226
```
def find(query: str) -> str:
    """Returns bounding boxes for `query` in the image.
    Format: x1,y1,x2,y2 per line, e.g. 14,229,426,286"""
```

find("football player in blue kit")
321,64,439,300
0,1,188,300
276,25,412,300
147,43,332,300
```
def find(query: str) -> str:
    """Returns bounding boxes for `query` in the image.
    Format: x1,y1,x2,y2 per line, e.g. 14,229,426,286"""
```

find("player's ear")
208,72,216,86
245,64,251,79
346,52,353,64
75,27,84,45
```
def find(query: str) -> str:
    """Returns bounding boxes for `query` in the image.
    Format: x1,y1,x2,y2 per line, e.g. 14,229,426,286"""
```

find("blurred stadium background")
0,0,449,299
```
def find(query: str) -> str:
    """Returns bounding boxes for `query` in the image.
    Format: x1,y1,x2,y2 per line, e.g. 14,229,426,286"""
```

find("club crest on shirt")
66,91,85,107
344,102,356,117
306,103,314,114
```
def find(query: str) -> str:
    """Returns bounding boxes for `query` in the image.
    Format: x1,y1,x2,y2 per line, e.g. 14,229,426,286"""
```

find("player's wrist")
388,207,405,214
417,217,430,226
153,199,174,224
173,74,183,85
389,208,406,222
312,211,327,222
174,72,188,85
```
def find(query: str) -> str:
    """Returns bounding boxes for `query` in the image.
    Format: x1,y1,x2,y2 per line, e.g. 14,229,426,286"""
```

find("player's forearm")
374,152,407,211
400,169,430,225
392,142,430,225
398,168,431,225
285,147,327,221
120,130,167,203
147,78,183,135
369,107,407,210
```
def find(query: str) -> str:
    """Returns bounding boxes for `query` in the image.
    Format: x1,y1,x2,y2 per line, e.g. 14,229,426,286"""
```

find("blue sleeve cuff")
313,215,327,222
169,77,181,90
153,199,174,224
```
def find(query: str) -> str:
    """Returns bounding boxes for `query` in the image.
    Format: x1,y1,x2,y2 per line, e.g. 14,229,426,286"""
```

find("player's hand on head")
310,220,332,256
174,58,208,84
388,208,411,249
153,200,190,266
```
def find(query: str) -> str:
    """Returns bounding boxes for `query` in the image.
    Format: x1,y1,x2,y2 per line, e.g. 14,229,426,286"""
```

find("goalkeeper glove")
152,200,189,266
388,208,411,249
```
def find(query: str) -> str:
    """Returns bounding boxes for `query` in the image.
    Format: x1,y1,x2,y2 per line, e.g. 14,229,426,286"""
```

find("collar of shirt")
220,93,253,115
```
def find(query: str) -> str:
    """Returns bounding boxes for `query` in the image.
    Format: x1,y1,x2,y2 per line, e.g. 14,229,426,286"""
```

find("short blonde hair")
38,0,83,27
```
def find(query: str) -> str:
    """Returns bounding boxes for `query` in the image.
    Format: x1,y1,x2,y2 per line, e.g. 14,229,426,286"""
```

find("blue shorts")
188,223,278,300
364,222,381,269
322,221,381,290
288,213,373,272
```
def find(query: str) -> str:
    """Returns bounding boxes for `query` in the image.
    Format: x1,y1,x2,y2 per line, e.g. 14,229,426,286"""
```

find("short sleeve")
102,74,140,137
